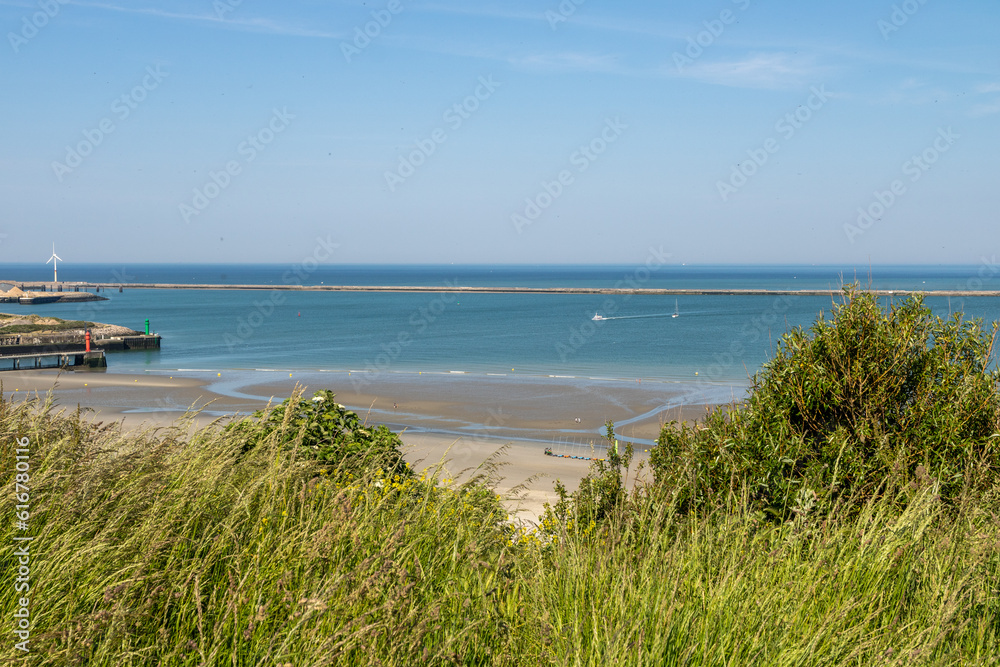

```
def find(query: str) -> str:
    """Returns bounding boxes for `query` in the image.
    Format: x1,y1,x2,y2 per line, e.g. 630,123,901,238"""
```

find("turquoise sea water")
8,264,1000,397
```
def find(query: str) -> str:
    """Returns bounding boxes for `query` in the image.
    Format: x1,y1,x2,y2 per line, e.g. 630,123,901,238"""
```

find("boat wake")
597,312,679,321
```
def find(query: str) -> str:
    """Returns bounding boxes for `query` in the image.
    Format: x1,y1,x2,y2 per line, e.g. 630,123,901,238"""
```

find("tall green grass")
1,392,518,665
530,486,999,665
2,388,997,665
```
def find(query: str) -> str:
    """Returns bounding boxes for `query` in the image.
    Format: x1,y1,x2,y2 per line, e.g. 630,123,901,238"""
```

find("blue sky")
1,0,997,265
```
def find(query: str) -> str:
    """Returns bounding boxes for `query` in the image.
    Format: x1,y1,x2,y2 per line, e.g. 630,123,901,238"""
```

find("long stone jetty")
5,281,1000,297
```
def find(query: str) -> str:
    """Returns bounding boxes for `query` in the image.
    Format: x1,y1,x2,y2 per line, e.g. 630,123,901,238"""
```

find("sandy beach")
2,369,724,520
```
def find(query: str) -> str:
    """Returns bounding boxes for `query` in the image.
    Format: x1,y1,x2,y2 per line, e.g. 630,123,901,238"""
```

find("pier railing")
0,349,106,372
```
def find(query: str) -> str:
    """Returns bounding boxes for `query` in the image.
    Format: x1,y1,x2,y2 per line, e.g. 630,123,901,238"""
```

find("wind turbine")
46,244,63,283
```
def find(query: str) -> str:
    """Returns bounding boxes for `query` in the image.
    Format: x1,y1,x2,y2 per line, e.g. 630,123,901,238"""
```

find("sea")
6,264,1000,405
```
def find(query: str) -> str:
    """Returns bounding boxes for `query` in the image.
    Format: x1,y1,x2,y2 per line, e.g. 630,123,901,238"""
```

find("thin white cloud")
415,2,706,41
564,14,692,40
971,81,1000,116
385,34,829,88
876,78,952,106
508,51,623,74
68,1,343,39
414,3,542,23
672,53,821,90
970,101,1000,117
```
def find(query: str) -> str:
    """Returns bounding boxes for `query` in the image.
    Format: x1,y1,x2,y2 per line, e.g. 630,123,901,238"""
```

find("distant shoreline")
4,281,998,297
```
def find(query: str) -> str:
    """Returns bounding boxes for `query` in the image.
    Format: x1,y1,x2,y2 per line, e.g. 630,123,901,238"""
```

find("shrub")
544,421,633,536
1,320,95,334
651,287,1000,518
226,389,409,480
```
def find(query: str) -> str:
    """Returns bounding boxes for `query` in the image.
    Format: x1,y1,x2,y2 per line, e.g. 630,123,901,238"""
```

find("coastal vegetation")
649,289,1000,518
0,314,97,335
1,288,998,665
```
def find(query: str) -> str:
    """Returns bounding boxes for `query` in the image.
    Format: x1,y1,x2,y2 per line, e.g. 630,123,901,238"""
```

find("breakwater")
0,332,161,355
0,291,106,304
5,281,1000,297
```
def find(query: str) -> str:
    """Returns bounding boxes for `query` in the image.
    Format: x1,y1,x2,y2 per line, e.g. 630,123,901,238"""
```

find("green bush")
651,287,1000,518
226,389,409,480
543,421,634,537
0,320,95,334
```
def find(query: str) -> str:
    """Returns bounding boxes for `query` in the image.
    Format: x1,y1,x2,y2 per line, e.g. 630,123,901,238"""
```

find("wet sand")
1,370,727,521
239,371,723,443
0,371,262,430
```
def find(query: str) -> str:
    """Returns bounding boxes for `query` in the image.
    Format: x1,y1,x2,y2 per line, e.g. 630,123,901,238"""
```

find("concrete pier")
0,288,106,304
5,281,1000,298
0,349,106,372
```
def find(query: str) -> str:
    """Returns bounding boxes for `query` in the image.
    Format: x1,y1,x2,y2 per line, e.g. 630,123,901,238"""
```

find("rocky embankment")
0,285,107,304
0,314,155,352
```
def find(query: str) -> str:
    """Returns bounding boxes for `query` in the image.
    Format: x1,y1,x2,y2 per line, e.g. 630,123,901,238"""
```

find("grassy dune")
1,289,998,665
0,393,996,665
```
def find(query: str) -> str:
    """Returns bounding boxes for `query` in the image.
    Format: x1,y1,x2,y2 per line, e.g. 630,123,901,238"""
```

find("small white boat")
672,299,679,318
592,313,605,321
